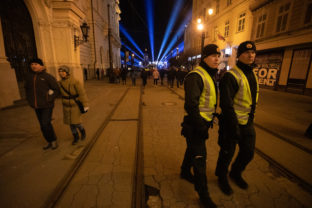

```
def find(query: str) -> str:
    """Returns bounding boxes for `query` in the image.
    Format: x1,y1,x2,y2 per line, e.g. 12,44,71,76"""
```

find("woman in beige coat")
58,66,89,145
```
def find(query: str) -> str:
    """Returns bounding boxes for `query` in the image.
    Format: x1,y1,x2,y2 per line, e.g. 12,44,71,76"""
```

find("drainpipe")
91,0,97,78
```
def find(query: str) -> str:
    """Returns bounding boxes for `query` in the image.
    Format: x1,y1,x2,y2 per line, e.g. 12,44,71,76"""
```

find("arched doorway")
0,0,37,98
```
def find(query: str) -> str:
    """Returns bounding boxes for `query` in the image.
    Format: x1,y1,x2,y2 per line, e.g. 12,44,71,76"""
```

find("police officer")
215,41,259,195
180,44,220,208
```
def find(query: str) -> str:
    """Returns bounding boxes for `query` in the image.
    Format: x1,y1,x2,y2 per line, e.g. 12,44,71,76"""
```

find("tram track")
168,87,312,195
43,87,135,208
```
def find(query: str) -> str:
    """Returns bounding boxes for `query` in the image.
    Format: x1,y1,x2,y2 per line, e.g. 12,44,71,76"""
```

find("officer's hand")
84,107,89,112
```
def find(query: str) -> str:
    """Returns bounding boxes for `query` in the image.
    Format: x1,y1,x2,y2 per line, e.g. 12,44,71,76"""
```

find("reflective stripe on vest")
187,66,217,122
228,65,259,125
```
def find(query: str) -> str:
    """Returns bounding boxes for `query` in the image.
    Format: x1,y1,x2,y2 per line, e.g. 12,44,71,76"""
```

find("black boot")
218,176,233,195
80,128,86,140
72,133,79,145
229,171,248,189
43,143,52,150
180,169,194,184
199,192,217,208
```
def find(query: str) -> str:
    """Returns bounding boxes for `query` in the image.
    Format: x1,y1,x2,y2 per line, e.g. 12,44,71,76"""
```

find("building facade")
185,0,312,95
0,0,121,108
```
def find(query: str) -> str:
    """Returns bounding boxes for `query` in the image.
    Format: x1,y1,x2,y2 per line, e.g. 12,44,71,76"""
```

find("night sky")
119,0,192,61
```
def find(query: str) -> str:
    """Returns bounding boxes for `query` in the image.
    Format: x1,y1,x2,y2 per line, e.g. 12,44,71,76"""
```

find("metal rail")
43,88,130,208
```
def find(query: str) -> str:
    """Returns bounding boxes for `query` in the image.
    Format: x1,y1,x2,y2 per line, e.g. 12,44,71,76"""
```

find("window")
224,20,230,37
216,0,220,14
276,2,290,32
304,3,312,24
227,0,232,6
237,12,246,32
256,14,267,38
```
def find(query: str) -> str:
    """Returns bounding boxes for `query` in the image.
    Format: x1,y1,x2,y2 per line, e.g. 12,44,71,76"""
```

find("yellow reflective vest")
228,65,259,125
187,66,217,122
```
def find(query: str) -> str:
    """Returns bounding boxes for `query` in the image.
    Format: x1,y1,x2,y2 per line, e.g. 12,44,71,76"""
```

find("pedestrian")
25,58,60,150
159,68,165,85
152,68,160,85
180,44,220,208
58,66,89,145
121,66,128,85
141,68,148,87
130,68,137,86
84,68,88,80
96,68,100,80
215,41,259,195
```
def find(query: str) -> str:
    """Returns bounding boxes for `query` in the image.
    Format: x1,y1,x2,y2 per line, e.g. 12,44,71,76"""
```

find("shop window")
276,2,291,33
224,20,230,37
256,14,267,38
237,12,246,32
304,2,312,24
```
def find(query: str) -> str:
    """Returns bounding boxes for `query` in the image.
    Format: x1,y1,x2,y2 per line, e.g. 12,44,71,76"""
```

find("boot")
180,169,194,184
229,171,248,189
80,128,86,140
51,141,58,150
217,176,233,195
199,192,217,208
43,143,52,150
72,133,79,145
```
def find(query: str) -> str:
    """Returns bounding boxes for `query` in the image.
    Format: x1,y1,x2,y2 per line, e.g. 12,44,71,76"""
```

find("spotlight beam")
120,24,145,57
156,0,184,61
121,41,144,61
160,11,191,61
145,0,155,61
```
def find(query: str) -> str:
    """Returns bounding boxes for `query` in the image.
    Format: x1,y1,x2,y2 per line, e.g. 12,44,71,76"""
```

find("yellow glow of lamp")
197,23,204,31
208,9,213,15
197,18,202,24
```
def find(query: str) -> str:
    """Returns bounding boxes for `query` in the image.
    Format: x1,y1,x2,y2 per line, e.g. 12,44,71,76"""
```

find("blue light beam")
156,0,184,61
121,41,144,61
160,11,192,61
120,24,145,57
145,0,155,61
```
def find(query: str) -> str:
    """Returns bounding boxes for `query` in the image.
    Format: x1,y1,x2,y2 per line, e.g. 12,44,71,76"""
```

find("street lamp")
74,22,90,50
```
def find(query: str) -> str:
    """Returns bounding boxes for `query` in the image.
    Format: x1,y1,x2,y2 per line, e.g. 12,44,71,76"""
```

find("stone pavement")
0,78,311,207
142,83,312,208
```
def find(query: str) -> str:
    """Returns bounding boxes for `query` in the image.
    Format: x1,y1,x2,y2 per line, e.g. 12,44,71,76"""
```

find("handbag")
60,84,87,114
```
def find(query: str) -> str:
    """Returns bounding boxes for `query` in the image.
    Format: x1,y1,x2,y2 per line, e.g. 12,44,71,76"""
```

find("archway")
0,0,37,98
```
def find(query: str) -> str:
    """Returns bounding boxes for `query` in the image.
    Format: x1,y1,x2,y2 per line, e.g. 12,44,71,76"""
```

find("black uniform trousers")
215,121,256,177
181,126,209,194
35,107,57,143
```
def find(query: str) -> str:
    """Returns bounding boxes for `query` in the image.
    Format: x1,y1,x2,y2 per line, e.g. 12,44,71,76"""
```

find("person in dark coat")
25,58,60,150
121,67,128,85
58,66,89,145
180,44,220,208
215,41,259,195
141,68,148,87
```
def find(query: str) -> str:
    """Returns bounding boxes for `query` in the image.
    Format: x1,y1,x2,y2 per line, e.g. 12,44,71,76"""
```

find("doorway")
0,0,37,98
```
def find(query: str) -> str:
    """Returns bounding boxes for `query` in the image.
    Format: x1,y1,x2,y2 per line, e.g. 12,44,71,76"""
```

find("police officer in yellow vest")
215,41,259,195
180,44,220,208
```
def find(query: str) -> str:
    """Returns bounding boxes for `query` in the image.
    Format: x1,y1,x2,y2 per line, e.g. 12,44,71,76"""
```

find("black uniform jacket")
219,61,258,136
25,70,60,109
184,62,218,128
